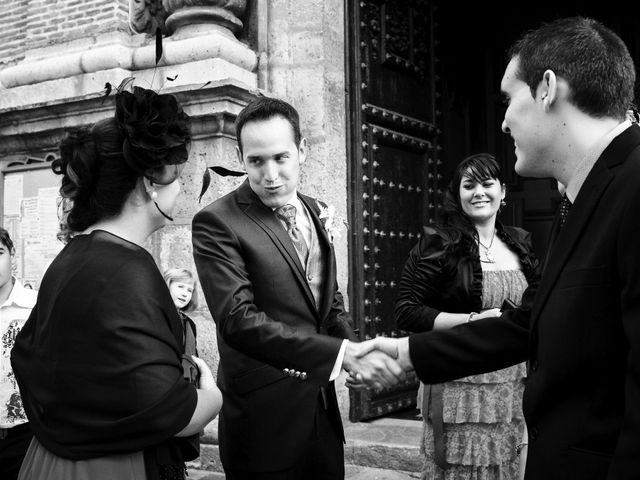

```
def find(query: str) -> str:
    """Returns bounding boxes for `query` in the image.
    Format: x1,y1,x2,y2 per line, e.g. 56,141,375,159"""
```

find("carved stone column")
163,0,246,36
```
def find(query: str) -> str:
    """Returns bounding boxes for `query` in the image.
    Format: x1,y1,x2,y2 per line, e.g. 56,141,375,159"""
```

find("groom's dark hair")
235,96,302,153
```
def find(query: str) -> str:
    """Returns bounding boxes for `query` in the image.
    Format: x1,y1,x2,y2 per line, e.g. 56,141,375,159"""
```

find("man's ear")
235,146,244,169
540,69,558,111
298,137,309,164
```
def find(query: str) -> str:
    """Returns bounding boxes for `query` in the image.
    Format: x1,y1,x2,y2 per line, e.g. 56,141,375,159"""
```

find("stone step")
345,465,421,479
189,417,423,478
187,465,420,479
344,418,423,473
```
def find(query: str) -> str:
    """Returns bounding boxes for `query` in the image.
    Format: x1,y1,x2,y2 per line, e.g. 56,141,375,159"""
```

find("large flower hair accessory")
114,82,191,184
317,201,348,244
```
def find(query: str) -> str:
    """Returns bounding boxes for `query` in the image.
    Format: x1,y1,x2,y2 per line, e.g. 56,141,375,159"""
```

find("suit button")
283,368,290,375
307,274,313,281
295,371,301,378
300,372,307,380
529,428,539,441
288,369,296,377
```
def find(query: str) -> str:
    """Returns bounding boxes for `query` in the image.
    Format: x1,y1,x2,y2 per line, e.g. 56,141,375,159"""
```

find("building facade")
2,1,638,467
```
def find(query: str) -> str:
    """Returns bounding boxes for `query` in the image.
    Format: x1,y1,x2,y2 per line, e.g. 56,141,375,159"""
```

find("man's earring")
501,199,506,207
149,190,158,200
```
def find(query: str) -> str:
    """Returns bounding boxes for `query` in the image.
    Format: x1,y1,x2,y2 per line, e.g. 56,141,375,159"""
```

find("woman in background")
11,85,222,480
395,153,539,480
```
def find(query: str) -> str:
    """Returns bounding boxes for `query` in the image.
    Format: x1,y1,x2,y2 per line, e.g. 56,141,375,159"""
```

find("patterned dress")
420,270,528,480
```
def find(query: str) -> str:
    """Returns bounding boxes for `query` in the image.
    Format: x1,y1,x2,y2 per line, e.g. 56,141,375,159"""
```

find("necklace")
478,229,496,263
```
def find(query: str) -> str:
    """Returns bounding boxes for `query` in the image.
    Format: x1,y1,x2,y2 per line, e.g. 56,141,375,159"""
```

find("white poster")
3,174,23,216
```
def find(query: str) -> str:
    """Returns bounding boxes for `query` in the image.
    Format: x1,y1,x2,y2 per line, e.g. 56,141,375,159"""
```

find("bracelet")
516,442,528,456
467,312,478,323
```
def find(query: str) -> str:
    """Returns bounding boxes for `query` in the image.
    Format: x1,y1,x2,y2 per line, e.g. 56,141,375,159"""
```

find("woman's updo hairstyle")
52,85,191,242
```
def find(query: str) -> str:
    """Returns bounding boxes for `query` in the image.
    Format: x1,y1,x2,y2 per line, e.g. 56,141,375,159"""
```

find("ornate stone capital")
165,0,246,36
130,0,246,37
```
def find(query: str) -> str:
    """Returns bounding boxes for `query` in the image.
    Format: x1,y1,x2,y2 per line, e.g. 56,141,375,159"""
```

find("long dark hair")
437,153,503,252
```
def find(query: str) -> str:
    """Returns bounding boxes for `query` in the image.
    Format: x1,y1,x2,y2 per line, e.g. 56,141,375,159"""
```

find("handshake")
342,337,414,391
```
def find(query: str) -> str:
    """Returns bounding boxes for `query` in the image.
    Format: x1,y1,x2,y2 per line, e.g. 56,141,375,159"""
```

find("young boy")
0,228,37,479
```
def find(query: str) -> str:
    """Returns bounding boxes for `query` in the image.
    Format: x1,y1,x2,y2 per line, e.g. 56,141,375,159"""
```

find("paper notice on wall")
3,174,23,216
20,197,39,238
23,238,47,288
37,186,61,247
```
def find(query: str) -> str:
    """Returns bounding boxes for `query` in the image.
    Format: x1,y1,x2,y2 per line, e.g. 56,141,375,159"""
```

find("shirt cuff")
329,339,349,381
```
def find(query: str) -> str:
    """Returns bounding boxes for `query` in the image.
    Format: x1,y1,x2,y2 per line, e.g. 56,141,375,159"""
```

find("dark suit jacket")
192,180,356,472
407,124,640,480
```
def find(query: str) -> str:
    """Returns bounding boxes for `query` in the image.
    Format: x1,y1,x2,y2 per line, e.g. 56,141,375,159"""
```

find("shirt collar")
1,279,36,309
271,190,303,212
565,120,632,202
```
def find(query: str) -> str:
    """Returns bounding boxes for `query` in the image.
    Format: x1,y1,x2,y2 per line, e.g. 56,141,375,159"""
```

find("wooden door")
346,0,439,421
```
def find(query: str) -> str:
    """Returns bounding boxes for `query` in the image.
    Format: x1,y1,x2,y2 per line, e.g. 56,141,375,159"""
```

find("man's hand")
342,337,415,391
342,340,406,391
473,307,502,321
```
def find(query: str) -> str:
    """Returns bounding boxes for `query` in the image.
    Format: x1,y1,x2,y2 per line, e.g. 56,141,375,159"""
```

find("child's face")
0,243,13,291
169,280,194,310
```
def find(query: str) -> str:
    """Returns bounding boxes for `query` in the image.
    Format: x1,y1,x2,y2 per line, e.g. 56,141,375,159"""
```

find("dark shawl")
11,230,198,477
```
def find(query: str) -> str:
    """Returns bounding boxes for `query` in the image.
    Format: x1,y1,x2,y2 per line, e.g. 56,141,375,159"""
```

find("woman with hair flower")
10,85,222,480
394,153,539,480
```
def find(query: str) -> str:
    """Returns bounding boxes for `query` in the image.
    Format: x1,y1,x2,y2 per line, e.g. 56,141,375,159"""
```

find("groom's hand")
342,340,405,391
347,337,414,382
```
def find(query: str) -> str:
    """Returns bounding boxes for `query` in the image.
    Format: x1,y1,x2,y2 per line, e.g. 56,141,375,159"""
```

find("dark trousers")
0,423,33,480
225,402,345,480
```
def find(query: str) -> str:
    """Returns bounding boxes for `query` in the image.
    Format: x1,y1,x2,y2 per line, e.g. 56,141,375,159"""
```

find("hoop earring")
499,199,506,213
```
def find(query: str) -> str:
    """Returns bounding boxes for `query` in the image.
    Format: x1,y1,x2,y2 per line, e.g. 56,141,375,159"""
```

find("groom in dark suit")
359,16,640,480
192,97,403,479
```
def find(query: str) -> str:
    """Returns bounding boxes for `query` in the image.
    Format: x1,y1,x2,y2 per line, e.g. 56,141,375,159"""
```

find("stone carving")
129,0,247,36
129,0,168,34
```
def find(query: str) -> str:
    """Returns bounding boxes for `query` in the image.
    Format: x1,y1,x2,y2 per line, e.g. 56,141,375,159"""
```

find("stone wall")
0,0,129,67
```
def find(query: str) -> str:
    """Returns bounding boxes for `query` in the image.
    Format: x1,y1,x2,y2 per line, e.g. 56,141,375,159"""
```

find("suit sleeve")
326,267,358,341
192,207,342,385
408,305,530,384
610,183,640,474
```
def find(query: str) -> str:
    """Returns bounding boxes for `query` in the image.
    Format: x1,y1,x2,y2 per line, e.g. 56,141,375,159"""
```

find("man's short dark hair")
0,228,14,252
235,97,302,153
508,16,635,120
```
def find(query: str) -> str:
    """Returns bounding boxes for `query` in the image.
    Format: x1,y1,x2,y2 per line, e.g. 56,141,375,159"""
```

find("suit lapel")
299,194,336,321
532,126,640,323
237,181,317,313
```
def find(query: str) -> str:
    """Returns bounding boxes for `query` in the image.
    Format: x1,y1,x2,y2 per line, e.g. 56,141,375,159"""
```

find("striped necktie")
276,204,309,264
